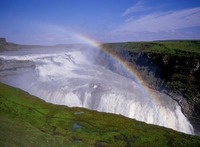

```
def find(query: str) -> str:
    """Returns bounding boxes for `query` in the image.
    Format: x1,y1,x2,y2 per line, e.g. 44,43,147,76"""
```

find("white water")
0,48,194,134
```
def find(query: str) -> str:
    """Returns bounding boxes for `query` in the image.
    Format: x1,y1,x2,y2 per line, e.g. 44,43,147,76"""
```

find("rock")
0,59,35,71
0,38,6,44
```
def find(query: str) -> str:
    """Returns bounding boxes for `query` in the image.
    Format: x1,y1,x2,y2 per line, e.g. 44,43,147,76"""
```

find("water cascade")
0,48,194,134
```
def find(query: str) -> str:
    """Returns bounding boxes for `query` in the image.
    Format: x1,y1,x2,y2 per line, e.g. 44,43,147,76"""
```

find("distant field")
1,40,200,57
102,40,200,57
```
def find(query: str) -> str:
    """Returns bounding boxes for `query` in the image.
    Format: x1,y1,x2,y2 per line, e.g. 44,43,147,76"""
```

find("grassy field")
0,82,200,146
102,40,200,57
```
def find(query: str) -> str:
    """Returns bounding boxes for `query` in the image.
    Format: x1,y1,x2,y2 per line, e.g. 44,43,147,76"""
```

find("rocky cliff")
97,41,200,134
132,52,200,133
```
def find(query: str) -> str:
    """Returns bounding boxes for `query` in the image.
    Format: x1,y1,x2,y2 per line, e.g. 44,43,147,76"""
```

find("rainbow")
73,33,169,124
74,33,157,97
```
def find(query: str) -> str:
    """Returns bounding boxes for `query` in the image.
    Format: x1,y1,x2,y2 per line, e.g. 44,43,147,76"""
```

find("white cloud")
116,7,200,34
122,0,149,16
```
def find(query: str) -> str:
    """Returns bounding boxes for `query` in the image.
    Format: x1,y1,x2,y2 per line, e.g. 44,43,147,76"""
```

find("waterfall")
0,48,194,134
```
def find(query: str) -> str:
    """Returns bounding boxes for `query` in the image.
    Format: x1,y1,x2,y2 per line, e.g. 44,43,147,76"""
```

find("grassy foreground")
0,83,200,146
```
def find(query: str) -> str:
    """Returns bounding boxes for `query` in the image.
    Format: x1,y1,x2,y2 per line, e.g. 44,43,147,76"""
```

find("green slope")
0,83,200,146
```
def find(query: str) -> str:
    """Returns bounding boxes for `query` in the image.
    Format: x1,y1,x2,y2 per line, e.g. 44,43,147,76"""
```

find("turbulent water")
0,47,194,134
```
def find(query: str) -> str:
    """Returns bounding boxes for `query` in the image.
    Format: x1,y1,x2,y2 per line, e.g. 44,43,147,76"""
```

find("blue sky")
0,0,200,45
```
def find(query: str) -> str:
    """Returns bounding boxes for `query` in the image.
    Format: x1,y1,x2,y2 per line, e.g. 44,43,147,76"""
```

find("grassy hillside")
102,40,200,57
0,83,200,146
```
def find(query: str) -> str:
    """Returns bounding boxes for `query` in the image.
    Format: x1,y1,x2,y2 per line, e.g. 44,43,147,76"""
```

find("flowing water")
0,47,194,134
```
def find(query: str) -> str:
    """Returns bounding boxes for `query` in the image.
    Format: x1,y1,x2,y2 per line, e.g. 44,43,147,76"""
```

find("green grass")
0,82,200,146
102,40,200,57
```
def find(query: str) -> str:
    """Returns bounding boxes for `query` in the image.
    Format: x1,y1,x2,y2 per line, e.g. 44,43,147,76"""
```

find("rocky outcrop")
0,38,22,51
0,38,6,44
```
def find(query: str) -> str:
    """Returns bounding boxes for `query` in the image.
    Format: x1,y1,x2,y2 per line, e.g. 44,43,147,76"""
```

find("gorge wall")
96,44,200,133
